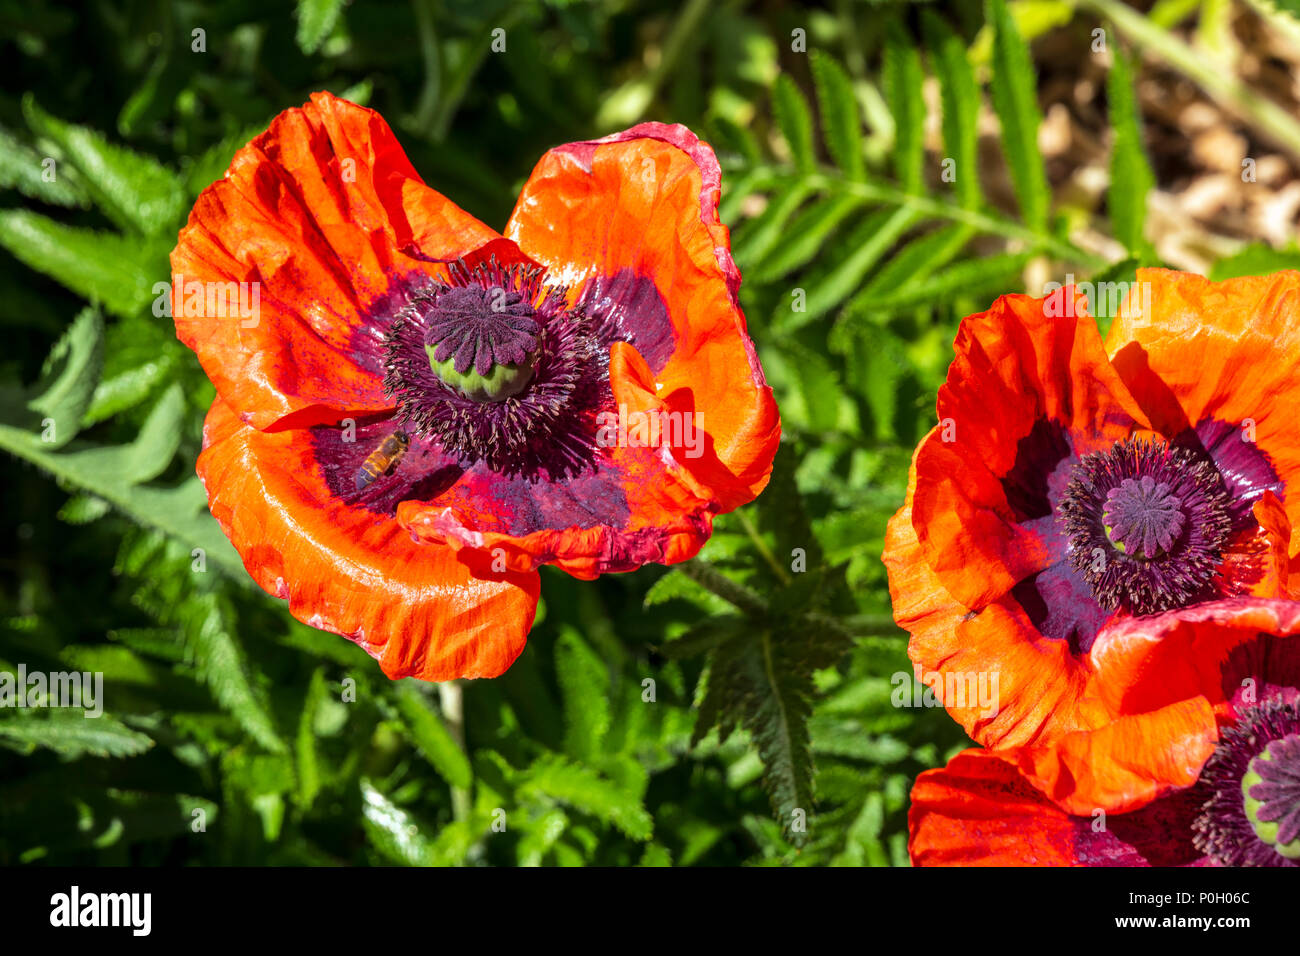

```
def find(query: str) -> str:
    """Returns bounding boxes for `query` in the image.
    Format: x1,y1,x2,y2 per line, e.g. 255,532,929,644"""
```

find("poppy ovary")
422,284,541,403
1101,476,1186,559
1242,733,1300,860
1060,437,1233,616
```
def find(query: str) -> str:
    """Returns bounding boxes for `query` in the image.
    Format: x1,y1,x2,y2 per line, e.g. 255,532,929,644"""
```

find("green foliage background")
1,0,1290,866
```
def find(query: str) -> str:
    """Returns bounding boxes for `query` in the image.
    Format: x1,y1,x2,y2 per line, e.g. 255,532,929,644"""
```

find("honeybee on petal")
354,432,410,491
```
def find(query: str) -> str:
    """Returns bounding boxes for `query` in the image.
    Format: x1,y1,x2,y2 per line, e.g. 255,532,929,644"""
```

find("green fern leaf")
773,74,817,175
1107,45,1155,256
181,590,287,754
883,21,925,194
809,51,865,181
987,0,1050,231
517,755,653,841
748,193,867,282
23,95,185,236
922,10,982,209
0,710,153,758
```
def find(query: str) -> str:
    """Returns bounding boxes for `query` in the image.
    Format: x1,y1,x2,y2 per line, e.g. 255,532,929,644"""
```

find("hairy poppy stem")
735,510,791,586
680,560,769,618
437,680,471,823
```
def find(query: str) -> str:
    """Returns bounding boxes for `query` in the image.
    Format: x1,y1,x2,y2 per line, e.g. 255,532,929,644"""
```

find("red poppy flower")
883,271,1299,808
172,92,779,681
908,598,1300,866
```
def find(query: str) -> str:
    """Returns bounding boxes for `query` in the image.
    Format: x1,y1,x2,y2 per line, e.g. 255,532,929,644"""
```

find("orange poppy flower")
908,598,1300,866
171,92,779,681
883,271,1300,808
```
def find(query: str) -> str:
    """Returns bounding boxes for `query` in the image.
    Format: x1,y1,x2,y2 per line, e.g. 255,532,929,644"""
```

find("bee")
354,431,410,491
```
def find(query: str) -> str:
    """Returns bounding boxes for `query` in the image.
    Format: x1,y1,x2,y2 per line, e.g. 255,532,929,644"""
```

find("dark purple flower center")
1059,437,1232,615
382,257,609,477
1193,701,1300,866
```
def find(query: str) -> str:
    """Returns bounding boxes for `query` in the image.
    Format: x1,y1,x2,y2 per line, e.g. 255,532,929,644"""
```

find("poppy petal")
1218,492,1294,599
882,440,971,667
888,430,1112,752
909,749,1204,866
198,398,539,680
504,122,780,513
172,91,501,431
1011,698,1217,815
1090,597,1300,722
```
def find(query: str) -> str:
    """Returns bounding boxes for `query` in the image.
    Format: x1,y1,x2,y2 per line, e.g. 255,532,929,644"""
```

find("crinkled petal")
1011,699,1217,815
1090,597,1300,723
909,749,1205,866
198,399,539,680
505,122,780,514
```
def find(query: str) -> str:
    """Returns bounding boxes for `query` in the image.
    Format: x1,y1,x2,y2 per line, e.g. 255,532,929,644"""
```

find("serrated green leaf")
296,0,347,54
518,756,653,841
809,51,864,181
0,711,152,758
0,210,163,317
1107,45,1155,255
28,306,104,447
775,206,919,333
84,352,176,426
695,628,816,842
883,20,925,194
844,249,1036,316
23,95,185,236
768,341,842,434
922,10,982,208
183,592,286,754
107,627,185,663
844,223,975,320
987,0,1050,230
773,74,817,175
0,124,89,207
643,568,733,615
749,193,867,282
124,384,184,484
360,779,439,866
390,680,472,789
731,179,816,269
516,808,569,866
555,628,611,762
838,324,909,441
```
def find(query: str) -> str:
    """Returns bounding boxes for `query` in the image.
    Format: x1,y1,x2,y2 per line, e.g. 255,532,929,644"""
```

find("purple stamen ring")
1059,437,1233,615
